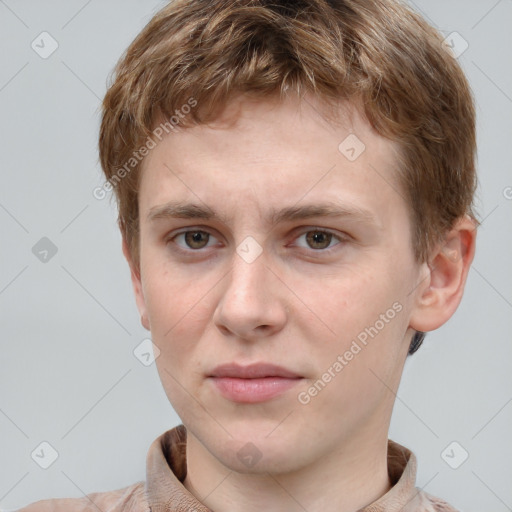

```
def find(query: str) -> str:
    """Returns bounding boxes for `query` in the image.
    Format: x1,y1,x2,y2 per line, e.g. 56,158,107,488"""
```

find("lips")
208,362,302,379
208,363,303,403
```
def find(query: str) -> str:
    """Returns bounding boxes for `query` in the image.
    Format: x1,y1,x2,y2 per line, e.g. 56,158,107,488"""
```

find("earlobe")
140,314,150,331
409,215,477,333
122,237,150,331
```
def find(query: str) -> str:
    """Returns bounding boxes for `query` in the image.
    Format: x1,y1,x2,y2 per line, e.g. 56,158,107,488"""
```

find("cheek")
296,261,410,384
142,262,210,350
296,264,394,336
297,305,406,431
145,268,211,413
143,241,202,307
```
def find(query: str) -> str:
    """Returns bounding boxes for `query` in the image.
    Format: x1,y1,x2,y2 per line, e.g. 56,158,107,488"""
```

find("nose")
213,247,288,341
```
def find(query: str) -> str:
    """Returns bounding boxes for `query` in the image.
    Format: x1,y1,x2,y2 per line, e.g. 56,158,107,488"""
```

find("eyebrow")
147,200,377,226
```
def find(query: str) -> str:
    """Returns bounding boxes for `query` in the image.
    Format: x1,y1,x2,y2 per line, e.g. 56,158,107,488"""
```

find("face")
128,93,426,473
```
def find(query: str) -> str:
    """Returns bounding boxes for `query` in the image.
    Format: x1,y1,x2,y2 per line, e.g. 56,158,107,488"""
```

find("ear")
409,215,477,333
122,236,150,331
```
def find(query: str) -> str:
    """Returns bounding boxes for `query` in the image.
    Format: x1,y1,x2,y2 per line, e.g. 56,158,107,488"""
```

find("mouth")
208,376,303,403
207,362,304,403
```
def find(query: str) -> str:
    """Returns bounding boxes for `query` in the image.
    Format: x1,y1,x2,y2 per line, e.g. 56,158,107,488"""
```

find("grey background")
0,0,511,510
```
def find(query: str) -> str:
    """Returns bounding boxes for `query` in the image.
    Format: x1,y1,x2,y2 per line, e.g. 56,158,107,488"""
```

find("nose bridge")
225,242,271,305
214,240,287,338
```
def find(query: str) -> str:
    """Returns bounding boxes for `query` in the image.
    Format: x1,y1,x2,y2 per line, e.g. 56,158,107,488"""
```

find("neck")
183,428,392,512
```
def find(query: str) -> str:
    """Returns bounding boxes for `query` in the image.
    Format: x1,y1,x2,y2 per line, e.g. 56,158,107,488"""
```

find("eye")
294,229,345,251
172,230,219,250
167,227,347,255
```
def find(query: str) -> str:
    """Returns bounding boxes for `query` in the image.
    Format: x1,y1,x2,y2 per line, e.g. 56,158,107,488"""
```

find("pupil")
308,231,331,249
186,231,207,248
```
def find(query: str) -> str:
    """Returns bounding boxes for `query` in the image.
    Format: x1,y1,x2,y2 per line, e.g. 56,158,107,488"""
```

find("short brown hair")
98,0,478,352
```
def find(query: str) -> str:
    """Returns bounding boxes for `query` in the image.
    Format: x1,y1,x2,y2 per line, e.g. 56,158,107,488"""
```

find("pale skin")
123,92,476,512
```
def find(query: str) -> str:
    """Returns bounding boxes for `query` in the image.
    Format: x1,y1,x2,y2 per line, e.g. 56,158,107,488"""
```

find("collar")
144,425,422,512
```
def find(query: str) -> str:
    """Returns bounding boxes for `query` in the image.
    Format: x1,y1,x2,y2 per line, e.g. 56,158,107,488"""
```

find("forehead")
138,93,406,228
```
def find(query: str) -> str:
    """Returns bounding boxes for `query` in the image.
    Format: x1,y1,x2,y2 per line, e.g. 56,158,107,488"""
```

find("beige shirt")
18,424,458,511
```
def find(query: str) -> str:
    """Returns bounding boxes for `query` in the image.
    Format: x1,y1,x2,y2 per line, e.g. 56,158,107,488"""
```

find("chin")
207,424,306,474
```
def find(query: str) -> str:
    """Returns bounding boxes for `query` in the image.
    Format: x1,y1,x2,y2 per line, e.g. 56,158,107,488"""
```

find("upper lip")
208,363,302,379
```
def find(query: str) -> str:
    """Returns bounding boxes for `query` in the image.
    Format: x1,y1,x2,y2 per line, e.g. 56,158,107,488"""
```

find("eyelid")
168,227,221,250
289,226,349,251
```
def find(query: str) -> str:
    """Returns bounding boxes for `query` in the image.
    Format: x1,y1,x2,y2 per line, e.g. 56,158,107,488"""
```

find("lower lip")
209,377,303,403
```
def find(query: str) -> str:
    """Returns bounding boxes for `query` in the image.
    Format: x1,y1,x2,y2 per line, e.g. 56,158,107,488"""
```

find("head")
98,0,477,473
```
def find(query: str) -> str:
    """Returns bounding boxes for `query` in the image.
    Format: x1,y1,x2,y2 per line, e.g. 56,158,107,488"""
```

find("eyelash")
166,227,347,257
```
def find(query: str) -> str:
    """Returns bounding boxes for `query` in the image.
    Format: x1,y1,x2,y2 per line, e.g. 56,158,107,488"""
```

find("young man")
19,0,477,510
